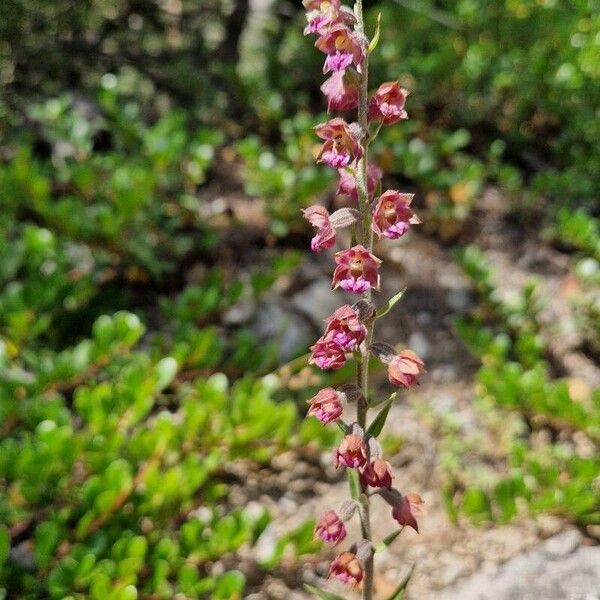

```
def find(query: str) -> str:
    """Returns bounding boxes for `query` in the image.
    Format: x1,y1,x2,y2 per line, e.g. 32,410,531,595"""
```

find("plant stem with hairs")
303,1,426,598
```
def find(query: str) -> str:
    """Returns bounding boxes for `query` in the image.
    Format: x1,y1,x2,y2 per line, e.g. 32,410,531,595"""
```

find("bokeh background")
1,1,599,598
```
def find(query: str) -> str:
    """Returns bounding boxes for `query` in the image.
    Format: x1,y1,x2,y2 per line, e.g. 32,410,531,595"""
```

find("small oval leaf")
367,394,395,437
376,288,406,319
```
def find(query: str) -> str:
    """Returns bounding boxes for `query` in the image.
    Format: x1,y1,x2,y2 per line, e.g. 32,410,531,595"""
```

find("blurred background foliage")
1,0,599,598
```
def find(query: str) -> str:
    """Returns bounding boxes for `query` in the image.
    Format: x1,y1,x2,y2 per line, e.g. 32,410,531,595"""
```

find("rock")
250,298,310,362
9,541,36,571
437,529,600,600
447,287,473,312
408,331,430,360
291,279,344,325
542,529,582,557
222,297,257,325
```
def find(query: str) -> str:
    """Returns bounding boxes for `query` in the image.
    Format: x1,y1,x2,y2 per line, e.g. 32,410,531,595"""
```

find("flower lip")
332,245,381,294
329,551,364,587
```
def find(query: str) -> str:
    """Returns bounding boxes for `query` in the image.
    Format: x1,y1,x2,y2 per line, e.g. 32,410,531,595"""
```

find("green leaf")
367,394,396,437
368,12,382,53
303,584,346,600
376,288,406,319
385,564,414,600
154,356,178,391
376,527,404,553
0,525,9,566
214,570,246,599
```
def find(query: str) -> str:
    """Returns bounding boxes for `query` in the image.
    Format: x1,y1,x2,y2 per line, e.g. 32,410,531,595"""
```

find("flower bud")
388,350,425,388
315,510,347,544
307,387,343,424
328,551,364,587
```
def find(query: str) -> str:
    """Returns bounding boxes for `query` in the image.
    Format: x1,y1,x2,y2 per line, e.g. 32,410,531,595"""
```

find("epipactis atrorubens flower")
303,0,355,37
309,337,347,370
368,81,409,125
315,510,347,544
302,205,336,252
360,457,394,489
371,190,421,239
337,162,382,200
307,387,344,424
329,551,364,587
392,493,425,532
324,304,367,351
315,24,366,73
334,433,368,468
321,69,360,112
315,117,363,169
388,349,426,388
332,245,381,294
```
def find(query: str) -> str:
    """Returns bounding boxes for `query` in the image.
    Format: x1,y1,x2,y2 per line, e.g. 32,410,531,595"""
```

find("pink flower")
371,190,420,239
315,24,365,73
392,493,424,532
315,510,347,544
303,0,355,37
307,387,344,424
337,162,382,201
332,245,381,294
368,81,409,125
302,205,336,252
315,117,363,168
387,350,425,388
324,304,367,351
329,551,364,587
320,70,359,112
360,457,393,489
334,434,368,468
309,337,347,370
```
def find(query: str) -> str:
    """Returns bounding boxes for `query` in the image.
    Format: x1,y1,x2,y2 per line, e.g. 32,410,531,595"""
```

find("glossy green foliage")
0,311,314,598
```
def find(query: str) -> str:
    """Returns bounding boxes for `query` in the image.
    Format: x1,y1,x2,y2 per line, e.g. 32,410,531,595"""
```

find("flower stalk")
302,1,424,598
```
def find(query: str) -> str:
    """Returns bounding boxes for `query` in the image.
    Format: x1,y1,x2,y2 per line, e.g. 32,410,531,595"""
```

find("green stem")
354,2,374,599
